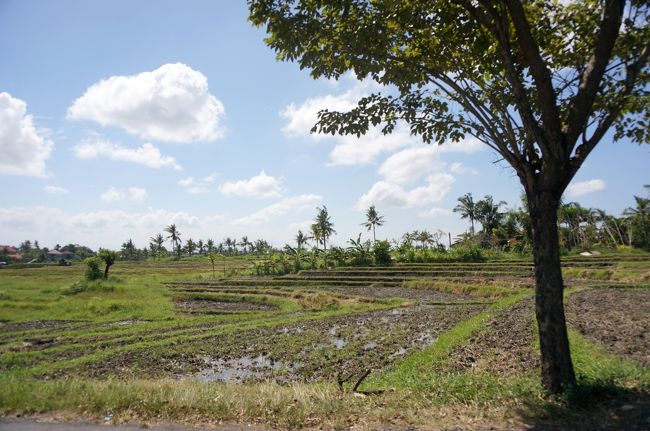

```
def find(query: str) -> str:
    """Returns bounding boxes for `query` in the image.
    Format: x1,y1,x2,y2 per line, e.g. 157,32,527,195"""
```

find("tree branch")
564,0,625,150
503,0,563,145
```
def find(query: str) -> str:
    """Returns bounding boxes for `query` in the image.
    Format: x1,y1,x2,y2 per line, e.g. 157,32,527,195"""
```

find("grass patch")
402,279,527,298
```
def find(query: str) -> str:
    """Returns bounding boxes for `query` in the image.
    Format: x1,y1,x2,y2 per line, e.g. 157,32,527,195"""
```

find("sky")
1,0,648,250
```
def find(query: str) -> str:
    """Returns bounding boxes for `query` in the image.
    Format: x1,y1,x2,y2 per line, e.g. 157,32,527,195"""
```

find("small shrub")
372,240,392,265
84,257,103,280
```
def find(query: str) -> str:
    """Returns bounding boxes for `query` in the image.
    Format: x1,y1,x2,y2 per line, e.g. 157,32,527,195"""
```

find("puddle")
363,341,377,350
196,354,299,383
329,326,338,336
332,338,347,349
389,347,408,359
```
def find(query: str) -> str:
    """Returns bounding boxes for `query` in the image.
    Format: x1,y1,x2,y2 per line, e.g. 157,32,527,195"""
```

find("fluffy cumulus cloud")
356,173,455,210
219,171,283,199
566,179,606,197
0,206,224,249
100,186,148,203
0,92,53,177
178,173,218,194
67,63,225,143
378,145,446,185
44,185,69,195
281,78,484,166
74,137,182,170
233,194,322,226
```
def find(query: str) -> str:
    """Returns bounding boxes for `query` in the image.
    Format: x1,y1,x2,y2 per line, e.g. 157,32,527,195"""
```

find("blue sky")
1,0,648,250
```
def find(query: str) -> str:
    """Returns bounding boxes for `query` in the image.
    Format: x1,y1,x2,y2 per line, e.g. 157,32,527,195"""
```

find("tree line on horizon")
3,185,648,265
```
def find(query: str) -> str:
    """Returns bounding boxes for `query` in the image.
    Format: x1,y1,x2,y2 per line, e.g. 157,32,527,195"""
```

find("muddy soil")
316,286,472,302
446,297,539,376
81,303,487,384
174,299,277,312
566,288,649,366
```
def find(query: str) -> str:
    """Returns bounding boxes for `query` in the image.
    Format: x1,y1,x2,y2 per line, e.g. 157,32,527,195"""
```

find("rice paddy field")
0,254,648,430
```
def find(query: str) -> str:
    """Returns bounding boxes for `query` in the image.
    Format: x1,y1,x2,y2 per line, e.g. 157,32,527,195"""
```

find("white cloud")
101,186,148,203
233,194,322,226
67,63,225,143
441,137,484,154
418,207,454,218
379,145,446,184
44,185,69,195
128,187,148,202
74,137,182,170
280,80,373,139
178,173,218,194
327,125,414,166
449,162,478,175
0,206,224,249
0,92,53,177
281,78,484,166
356,173,455,210
219,171,283,199
566,179,606,198
101,187,124,203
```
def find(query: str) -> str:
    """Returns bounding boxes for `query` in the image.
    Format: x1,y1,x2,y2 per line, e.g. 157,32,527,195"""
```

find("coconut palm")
453,193,478,235
295,230,311,250
197,239,205,255
206,239,215,254
312,206,336,251
185,238,196,256
164,224,182,257
362,205,385,242
475,195,506,235
239,236,250,254
149,234,165,258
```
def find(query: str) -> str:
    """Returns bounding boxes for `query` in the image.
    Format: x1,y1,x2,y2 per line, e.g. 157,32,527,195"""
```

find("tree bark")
528,191,576,393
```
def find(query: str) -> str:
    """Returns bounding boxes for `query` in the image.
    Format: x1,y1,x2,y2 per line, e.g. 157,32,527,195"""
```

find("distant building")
0,245,23,261
46,249,78,260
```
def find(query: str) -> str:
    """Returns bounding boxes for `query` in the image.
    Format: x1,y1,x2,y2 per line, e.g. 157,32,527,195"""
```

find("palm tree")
476,195,506,235
206,239,215,254
197,239,205,255
150,233,165,258
164,224,182,257
312,206,336,251
362,205,385,242
416,230,433,249
185,238,196,256
240,236,250,254
453,193,478,235
295,230,311,250
224,237,234,255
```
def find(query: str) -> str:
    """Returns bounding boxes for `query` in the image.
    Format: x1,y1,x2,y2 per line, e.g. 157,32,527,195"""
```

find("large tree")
249,0,649,393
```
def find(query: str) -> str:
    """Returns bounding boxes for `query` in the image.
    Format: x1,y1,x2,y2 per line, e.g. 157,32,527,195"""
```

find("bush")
372,240,392,265
84,257,103,280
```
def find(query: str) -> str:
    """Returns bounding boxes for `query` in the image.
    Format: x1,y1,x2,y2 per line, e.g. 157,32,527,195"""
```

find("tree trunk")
103,263,111,280
528,192,576,393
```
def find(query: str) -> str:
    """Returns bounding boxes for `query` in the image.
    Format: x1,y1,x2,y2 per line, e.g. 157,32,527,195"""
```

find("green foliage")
84,257,103,281
372,240,392,265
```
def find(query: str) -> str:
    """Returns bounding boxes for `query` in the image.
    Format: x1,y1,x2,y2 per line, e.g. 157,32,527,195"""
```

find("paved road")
0,419,259,431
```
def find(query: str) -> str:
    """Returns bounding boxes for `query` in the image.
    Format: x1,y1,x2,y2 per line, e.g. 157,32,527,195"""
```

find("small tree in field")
98,249,118,279
249,0,650,393
84,257,103,281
